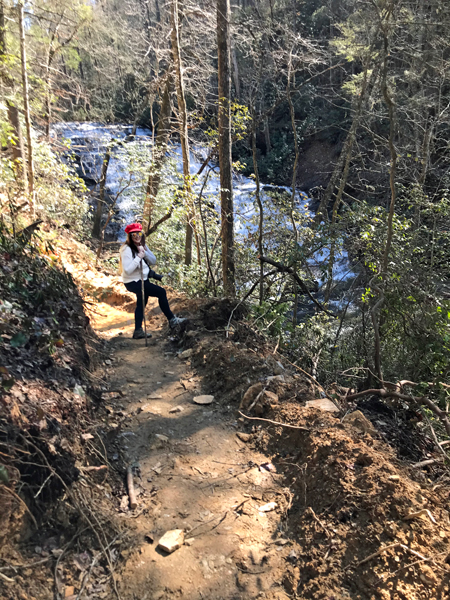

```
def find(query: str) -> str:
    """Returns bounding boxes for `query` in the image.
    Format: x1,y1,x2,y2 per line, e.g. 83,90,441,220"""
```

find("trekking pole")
139,258,148,347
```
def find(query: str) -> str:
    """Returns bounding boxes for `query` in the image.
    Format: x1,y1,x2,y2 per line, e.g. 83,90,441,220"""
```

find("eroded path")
90,301,293,600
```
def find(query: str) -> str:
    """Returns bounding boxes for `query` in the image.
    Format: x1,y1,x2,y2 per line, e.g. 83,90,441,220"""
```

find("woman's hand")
137,247,145,259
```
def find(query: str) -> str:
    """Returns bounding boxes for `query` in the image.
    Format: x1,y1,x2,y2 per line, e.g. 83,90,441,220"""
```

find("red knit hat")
124,223,142,234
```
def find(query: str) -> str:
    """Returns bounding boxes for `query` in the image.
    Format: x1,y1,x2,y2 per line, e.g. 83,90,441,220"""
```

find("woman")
120,223,186,339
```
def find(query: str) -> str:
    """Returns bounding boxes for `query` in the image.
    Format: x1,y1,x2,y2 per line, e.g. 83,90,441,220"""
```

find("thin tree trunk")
217,0,235,295
264,116,270,153
6,103,27,189
251,108,264,304
171,0,194,266
198,168,216,294
231,46,240,100
18,1,34,208
380,8,397,274
0,0,27,189
92,146,112,238
143,73,172,233
324,64,372,304
286,59,300,325
315,64,379,225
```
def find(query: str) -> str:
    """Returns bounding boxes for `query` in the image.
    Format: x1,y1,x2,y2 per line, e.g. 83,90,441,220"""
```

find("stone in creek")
157,529,184,554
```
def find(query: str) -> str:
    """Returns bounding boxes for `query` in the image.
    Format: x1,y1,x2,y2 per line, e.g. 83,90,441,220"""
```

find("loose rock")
236,432,252,442
157,529,185,554
239,382,263,411
305,399,339,412
179,349,193,359
258,502,278,512
193,395,214,405
342,410,377,435
169,405,184,413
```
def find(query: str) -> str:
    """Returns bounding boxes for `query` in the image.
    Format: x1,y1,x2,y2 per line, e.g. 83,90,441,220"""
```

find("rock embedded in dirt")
305,398,339,412
169,405,184,413
264,390,279,404
179,348,193,359
236,432,252,442
266,374,285,383
342,410,377,434
157,529,185,554
148,392,163,399
258,501,278,512
239,382,263,411
193,395,214,405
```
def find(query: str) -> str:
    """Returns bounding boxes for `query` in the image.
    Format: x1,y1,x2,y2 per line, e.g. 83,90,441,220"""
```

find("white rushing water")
52,122,356,292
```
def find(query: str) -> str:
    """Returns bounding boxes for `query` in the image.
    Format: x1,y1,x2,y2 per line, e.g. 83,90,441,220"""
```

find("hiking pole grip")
139,259,148,347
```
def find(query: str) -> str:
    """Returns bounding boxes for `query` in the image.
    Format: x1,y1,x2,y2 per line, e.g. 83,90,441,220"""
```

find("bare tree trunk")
0,0,27,189
324,64,373,303
315,63,379,225
380,8,397,274
286,58,300,324
142,73,172,233
231,46,240,100
217,0,235,295
6,103,27,189
171,0,194,266
18,0,34,209
264,116,270,153
92,145,112,238
251,108,264,304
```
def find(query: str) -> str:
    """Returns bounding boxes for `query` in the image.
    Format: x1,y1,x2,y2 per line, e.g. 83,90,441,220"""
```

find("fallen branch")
0,572,15,583
404,508,436,524
79,465,108,472
411,458,442,469
307,507,331,538
0,556,52,572
238,411,310,431
187,511,228,536
346,542,428,570
126,466,137,510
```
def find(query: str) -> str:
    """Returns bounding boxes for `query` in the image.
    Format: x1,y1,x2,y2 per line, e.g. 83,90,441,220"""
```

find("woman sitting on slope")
119,222,186,339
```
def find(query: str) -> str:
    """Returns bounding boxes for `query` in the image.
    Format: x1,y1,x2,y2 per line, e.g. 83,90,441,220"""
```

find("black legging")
125,279,174,330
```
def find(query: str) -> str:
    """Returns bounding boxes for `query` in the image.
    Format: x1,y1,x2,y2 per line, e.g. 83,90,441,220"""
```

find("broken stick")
126,466,137,510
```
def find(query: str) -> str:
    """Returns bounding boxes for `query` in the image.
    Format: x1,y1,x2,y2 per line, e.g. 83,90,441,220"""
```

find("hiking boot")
132,328,152,339
169,316,187,329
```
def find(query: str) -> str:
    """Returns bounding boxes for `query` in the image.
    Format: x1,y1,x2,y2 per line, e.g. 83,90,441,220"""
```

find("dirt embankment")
1,243,450,600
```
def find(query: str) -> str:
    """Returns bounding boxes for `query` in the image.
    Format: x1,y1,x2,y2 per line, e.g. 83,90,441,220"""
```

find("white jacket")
120,244,157,283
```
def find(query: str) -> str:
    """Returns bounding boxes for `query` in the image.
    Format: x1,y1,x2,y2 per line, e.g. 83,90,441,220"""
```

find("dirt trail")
90,300,293,600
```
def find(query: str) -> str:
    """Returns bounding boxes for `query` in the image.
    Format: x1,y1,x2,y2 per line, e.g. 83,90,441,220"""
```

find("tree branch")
259,255,335,316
